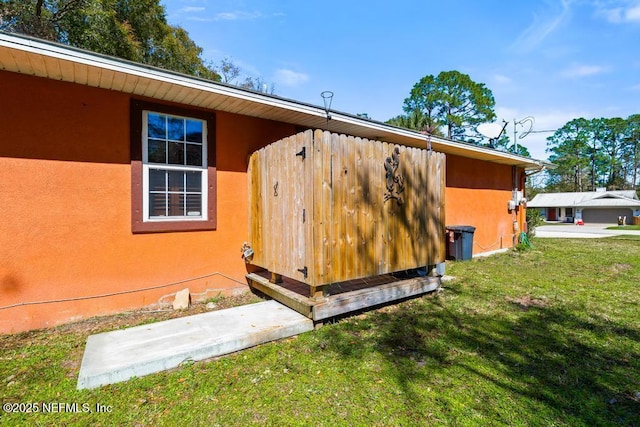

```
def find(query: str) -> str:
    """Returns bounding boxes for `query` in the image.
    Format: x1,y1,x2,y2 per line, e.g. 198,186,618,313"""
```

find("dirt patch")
60,293,262,336
611,263,632,275
505,295,549,310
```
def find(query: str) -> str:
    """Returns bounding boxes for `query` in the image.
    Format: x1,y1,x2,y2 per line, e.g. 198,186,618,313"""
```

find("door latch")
297,266,308,279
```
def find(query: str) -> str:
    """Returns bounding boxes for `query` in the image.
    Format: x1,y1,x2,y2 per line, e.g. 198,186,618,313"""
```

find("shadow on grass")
320,294,640,425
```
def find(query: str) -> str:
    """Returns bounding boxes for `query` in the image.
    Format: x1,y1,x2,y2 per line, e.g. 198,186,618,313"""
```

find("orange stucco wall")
0,71,296,333
445,154,525,255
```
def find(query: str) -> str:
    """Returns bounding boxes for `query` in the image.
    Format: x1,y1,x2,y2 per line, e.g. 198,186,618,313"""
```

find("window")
145,112,206,219
566,207,573,216
131,100,216,233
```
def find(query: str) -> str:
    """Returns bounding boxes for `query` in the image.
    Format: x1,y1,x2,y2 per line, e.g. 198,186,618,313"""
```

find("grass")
606,224,640,230
1,237,639,426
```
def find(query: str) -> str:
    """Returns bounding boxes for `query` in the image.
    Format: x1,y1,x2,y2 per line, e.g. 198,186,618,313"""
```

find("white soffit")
0,32,545,170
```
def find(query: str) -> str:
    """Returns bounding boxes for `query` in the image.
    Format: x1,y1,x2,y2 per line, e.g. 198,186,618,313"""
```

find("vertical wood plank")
344,135,356,280
426,150,434,266
398,145,409,271
265,144,274,272
386,142,399,272
321,131,333,284
380,141,390,274
418,147,428,265
280,138,288,274
291,135,299,277
405,147,416,267
332,133,344,282
354,137,365,279
303,130,315,286
363,138,374,277
372,138,382,275
248,151,263,265
298,131,311,283
269,141,280,277
312,130,324,285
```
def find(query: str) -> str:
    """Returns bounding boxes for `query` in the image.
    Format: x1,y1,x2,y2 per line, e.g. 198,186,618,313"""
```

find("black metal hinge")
295,146,306,160
297,266,308,279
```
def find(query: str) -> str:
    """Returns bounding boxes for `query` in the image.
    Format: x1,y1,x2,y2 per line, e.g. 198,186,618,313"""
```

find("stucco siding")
445,154,524,255
0,71,296,333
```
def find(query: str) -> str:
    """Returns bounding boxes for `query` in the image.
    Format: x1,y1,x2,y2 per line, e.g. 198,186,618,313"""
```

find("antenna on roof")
321,91,333,120
321,91,333,130
477,121,508,148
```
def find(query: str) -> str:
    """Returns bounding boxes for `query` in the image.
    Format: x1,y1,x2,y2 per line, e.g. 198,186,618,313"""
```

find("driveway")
535,223,640,238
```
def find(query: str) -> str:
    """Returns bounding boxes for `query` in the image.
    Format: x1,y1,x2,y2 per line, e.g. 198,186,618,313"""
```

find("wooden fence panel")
248,130,446,288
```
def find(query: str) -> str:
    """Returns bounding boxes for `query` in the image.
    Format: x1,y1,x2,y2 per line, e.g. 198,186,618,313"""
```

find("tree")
623,114,640,189
545,116,640,192
216,57,240,84
400,70,496,140
0,0,84,40
0,0,219,80
386,109,443,136
591,117,627,190
546,118,592,192
240,76,275,94
400,75,440,133
490,134,531,157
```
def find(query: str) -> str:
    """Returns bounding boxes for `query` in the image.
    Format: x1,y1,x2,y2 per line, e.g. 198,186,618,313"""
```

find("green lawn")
1,237,639,426
606,224,640,230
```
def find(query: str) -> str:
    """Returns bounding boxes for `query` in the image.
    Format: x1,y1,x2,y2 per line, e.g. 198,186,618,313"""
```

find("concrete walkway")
77,300,313,389
535,223,640,238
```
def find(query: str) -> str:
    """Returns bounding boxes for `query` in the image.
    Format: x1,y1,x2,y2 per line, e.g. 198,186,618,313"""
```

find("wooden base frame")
246,270,440,322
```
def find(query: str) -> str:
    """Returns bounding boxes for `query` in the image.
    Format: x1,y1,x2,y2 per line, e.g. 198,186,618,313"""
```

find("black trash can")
446,225,476,261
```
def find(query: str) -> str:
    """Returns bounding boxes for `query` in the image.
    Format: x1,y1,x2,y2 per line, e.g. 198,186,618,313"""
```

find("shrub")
526,208,543,239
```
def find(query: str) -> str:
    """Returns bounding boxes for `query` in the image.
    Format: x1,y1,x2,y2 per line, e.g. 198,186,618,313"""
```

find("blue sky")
163,0,640,161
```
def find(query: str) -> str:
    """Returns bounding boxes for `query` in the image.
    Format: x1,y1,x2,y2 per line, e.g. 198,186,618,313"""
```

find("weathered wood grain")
247,130,446,288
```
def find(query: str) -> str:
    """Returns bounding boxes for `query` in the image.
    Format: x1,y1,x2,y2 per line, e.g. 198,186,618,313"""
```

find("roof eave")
0,31,545,169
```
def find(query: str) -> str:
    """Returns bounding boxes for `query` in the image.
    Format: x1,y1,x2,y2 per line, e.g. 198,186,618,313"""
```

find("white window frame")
141,110,208,222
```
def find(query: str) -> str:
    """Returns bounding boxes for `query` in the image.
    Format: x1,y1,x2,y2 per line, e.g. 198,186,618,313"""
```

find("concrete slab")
77,300,313,389
535,224,640,238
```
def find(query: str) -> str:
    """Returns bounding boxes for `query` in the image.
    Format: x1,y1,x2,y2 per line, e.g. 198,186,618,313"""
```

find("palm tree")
386,110,443,137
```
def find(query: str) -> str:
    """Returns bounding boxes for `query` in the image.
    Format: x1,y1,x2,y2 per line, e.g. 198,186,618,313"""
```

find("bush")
526,208,543,239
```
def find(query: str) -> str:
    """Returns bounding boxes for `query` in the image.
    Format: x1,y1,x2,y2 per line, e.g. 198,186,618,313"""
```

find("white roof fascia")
0,32,329,119
528,192,640,208
576,198,640,207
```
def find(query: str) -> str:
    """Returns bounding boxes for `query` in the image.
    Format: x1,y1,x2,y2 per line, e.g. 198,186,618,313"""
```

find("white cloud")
273,69,309,87
214,11,263,21
510,0,573,52
599,4,640,23
560,64,609,78
180,6,205,13
629,5,640,21
493,74,513,85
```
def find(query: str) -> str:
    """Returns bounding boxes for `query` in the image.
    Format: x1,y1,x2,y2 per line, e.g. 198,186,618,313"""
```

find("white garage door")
582,208,633,224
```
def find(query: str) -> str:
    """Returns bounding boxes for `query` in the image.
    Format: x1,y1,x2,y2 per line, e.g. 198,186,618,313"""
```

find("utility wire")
0,272,246,311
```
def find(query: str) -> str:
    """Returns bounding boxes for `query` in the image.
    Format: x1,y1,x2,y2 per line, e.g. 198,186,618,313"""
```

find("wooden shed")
246,129,446,320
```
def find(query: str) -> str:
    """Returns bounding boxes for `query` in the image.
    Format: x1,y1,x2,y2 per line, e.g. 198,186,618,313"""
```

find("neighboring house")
528,190,640,223
0,32,545,333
